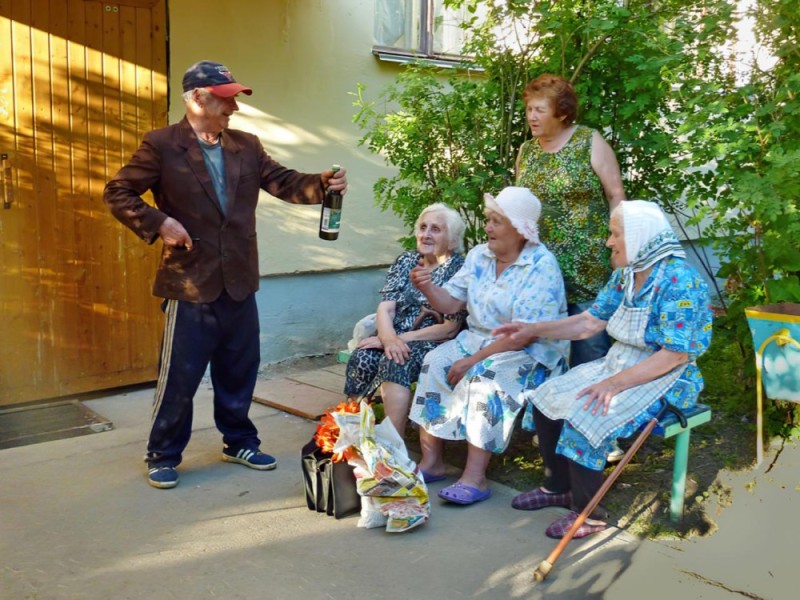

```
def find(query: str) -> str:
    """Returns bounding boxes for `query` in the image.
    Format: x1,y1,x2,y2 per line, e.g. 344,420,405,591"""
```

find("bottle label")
321,207,341,232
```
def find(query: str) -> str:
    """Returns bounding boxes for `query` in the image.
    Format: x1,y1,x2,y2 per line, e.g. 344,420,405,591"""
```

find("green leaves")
353,56,522,248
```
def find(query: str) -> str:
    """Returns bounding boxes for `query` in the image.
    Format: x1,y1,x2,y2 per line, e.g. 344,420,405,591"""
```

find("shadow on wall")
256,268,388,364
235,102,406,275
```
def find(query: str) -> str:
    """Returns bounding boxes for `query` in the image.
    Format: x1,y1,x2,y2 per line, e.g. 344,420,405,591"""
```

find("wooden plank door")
0,0,167,405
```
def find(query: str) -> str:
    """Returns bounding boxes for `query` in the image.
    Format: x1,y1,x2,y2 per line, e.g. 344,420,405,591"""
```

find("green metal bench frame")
651,403,712,522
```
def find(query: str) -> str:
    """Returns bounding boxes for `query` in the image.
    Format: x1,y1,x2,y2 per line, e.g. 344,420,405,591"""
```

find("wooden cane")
533,401,685,582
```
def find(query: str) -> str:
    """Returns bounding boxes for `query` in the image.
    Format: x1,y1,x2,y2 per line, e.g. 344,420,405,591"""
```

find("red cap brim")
207,82,253,97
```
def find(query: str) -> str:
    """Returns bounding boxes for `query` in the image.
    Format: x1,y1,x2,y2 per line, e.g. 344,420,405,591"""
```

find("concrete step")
287,364,346,394
253,366,346,421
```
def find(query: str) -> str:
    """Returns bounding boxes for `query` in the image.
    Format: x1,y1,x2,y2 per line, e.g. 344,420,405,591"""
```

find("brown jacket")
104,118,325,303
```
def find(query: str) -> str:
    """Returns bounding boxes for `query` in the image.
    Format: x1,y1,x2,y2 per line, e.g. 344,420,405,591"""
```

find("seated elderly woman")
493,200,713,539
408,186,569,505
343,203,467,434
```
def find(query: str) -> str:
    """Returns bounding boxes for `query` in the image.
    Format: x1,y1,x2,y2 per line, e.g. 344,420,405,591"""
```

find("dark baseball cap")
182,60,253,97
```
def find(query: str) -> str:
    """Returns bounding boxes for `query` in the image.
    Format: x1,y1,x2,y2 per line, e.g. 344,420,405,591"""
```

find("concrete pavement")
1,378,796,599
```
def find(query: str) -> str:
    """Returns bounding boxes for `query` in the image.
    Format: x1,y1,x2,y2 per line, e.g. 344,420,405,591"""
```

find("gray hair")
182,88,211,105
415,203,466,254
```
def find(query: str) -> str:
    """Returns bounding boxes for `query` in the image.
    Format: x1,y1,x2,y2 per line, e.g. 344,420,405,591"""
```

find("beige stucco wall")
167,0,406,275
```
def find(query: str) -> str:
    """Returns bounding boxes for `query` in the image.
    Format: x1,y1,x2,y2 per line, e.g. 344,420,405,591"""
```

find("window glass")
374,0,419,50
432,1,471,56
374,0,485,61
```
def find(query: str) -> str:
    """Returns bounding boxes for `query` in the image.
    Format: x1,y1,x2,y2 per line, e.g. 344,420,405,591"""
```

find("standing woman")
516,74,626,367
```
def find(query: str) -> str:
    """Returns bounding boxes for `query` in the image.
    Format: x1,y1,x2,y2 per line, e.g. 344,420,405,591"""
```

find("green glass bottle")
318,164,342,241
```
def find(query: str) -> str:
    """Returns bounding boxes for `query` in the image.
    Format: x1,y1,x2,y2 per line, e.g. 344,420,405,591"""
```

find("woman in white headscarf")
494,200,713,539
408,187,569,505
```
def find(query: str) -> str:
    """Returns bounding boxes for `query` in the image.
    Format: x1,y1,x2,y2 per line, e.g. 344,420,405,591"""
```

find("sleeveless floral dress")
516,125,611,304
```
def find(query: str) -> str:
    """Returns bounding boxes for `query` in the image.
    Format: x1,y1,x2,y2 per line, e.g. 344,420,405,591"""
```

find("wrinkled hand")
383,337,411,365
410,261,433,291
492,322,539,346
577,378,623,416
159,216,193,250
356,336,383,350
410,305,444,330
446,356,475,386
322,167,348,195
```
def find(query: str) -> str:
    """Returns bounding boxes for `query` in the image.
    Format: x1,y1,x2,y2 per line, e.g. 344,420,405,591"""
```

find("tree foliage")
667,0,800,352
354,1,736,250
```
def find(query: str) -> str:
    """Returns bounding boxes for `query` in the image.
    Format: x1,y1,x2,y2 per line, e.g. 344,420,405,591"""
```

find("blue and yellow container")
745,303,800,402
744,303,800,465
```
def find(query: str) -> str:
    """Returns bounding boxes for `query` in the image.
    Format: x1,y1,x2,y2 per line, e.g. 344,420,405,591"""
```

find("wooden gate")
0,0,167,405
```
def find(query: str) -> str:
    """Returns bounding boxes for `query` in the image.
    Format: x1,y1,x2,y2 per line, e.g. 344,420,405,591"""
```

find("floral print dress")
528,256,713,470
516,125,611,304
408,242,570,453
344,251,465,396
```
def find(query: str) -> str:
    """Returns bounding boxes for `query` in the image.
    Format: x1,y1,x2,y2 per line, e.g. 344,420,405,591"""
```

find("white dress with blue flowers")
408,242,570,453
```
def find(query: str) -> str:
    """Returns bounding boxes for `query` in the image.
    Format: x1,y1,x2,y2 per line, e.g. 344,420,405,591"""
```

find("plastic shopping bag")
332,402,430,532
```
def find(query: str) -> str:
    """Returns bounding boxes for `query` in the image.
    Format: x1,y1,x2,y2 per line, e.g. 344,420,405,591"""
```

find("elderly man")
104,60,347,489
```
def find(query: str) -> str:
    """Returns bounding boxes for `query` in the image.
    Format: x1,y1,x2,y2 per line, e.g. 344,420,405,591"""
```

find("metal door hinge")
1,153,12,209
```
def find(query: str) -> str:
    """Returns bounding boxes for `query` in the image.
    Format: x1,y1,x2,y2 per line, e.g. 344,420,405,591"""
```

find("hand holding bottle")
321,166,347,194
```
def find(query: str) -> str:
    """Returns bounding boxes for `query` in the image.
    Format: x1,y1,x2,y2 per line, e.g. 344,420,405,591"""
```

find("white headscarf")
616,200,686,301
483,186,541,243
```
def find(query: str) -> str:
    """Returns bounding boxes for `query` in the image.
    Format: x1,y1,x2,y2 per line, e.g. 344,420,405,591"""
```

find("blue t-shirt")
198,137,227,214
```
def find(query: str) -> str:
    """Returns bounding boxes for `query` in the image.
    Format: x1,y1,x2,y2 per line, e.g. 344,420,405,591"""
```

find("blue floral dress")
529,256,713,470
408,242,570,453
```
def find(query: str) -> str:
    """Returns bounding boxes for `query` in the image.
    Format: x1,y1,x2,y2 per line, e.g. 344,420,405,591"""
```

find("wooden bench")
650,403,712,522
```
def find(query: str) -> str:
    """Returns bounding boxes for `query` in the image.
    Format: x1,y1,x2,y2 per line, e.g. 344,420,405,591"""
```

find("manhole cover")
0,400,113,450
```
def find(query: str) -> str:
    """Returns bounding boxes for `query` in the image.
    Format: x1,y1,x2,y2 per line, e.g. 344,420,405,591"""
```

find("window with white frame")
373,0,487,65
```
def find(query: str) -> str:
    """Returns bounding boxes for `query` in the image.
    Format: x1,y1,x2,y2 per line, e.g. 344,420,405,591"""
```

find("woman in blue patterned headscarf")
494,200,713,539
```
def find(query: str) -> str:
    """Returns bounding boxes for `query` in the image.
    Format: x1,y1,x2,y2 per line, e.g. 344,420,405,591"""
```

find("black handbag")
301,438,360,519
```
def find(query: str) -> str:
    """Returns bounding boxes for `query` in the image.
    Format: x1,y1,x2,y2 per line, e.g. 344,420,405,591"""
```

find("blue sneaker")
148,466,179,489
222,447,277,471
